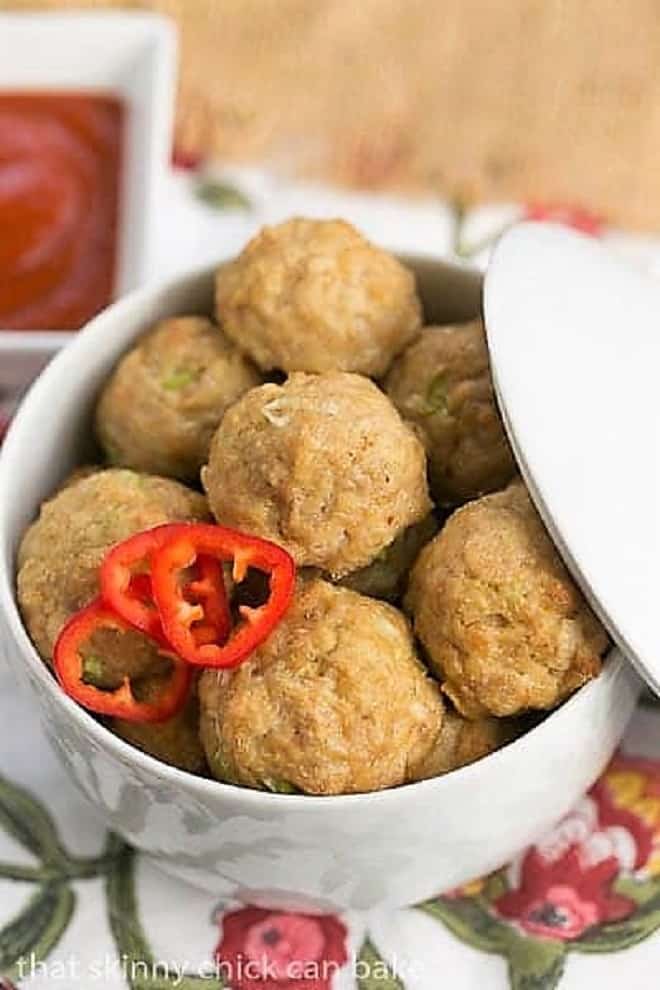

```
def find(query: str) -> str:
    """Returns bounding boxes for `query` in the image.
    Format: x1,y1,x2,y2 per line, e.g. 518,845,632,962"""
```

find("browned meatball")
410,710,516,780
215,218,421,376
199,579,444,795
112,675,206,774
406,481,607,718
96,316,261,481
384,319,516,505
202,372,431,578
17,468,209,686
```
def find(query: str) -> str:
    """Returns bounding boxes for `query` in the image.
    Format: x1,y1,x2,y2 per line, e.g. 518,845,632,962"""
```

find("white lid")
484,222,660,696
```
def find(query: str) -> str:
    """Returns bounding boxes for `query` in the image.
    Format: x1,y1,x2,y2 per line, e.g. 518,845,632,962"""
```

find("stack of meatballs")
17,219,608,795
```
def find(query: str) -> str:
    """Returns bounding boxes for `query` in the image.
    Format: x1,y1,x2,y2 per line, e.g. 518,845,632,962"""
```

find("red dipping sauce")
0,92,123,330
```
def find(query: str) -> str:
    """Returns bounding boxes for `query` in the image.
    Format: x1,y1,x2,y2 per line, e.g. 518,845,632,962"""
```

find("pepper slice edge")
100,523,231,648
53,598,192,723
151,523,296,669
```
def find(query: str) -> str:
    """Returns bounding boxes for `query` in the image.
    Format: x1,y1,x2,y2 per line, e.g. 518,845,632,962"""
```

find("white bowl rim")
0,257,624,809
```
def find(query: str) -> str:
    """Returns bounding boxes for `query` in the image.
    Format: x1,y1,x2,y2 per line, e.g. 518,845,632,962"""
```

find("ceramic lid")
484,222,660,696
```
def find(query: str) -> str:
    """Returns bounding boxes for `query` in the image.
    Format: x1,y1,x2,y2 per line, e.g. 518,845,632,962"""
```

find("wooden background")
5,0,660,229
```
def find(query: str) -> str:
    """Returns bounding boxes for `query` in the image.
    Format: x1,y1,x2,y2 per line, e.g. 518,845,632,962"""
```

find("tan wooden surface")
5,0,660,228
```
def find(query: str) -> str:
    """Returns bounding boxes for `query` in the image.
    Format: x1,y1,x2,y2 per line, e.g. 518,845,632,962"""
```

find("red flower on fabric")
171,145,205,171
595,753,660,877
522,203,603,236
493,751,660,941
494,845,634,940
593,781,654,870
214,906,348,990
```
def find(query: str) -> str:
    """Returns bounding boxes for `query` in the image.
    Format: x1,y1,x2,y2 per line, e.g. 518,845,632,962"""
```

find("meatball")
406,481,607,718
410,710,515,781
96,316,261,481
339,514,437,601
17,468,209,685
199,579,444,795
384,319,516,505
202,372,431,577
112,675,206,774
58,464,101,489
215,218,421,376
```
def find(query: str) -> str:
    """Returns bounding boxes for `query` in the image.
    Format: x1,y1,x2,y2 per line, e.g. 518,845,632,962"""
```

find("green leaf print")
450,198,469,256
0,776,128,984
195,179,251,211
482,871,510,903
106,843,221,990
106,844,154,976
0,883,75,981
419,896,567,990
0,861,52,883
0,808,123,884
0,775,71,869
418,897,506,954
356,938,405,990
571,887,660,953
505,932,566,990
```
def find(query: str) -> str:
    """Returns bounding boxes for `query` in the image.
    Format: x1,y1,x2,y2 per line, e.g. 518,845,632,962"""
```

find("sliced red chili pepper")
151,524,296,669
100,524,230,647
53,599,192,723
183,554,230,640
100,524,178,642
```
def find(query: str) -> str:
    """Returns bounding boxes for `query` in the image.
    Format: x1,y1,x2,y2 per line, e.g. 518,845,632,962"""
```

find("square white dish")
0,10,177,391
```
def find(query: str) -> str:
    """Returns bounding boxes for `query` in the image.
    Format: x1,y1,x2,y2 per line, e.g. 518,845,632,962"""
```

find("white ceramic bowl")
0,11,177,392
0,255,642,911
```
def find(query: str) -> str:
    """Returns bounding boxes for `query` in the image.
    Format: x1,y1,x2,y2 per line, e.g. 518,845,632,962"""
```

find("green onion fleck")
424,371,450,416
262,778,300,795
82,654,106,687
162,368,198,391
